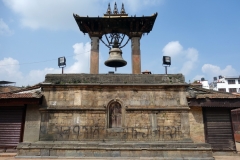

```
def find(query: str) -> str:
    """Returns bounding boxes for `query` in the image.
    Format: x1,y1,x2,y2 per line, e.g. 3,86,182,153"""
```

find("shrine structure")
16,3,214,159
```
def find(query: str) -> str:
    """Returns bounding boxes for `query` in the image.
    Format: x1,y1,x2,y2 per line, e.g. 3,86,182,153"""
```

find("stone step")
17,141,212,150
17,141,214,159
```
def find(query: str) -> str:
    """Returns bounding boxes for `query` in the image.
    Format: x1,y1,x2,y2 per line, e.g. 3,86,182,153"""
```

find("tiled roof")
0,92,42,99
188,85,240,99
9,85,41,93
0,86,21,93
0,84,42,99
195,93,240,99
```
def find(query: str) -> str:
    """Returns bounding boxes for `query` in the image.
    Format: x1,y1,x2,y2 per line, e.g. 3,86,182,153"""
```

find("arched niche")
107,100,124,128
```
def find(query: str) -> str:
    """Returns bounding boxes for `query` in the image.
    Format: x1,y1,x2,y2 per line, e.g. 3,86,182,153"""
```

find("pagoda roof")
73,13,158,37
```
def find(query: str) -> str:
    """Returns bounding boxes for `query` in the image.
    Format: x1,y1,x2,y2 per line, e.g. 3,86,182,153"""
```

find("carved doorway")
109,102,122,128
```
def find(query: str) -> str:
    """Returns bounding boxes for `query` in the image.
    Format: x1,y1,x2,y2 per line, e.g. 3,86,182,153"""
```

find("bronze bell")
104,40,127,68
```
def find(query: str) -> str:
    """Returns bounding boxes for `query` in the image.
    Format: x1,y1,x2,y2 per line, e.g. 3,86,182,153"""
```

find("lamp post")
58,57,66,74
162,56,171,74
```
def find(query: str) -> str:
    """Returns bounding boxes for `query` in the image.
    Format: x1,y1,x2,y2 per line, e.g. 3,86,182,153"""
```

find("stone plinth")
17,141,213,159
17,74,213,159
23,105,41,142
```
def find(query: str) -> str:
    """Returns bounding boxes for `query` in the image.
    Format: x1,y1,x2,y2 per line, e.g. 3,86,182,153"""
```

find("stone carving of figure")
109,102,122,128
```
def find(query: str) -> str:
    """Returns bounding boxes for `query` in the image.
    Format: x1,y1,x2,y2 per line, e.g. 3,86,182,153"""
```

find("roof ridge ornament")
104,2,128,16
106,3,112,14
113,2,119,14
120,3,126,14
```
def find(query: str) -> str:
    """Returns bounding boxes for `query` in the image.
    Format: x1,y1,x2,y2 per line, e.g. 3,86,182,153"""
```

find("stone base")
17,141,214,159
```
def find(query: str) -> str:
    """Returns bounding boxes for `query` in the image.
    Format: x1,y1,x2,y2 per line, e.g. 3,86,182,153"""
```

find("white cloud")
192,75,205,82
26,42,91,85
26,68,60,86
0,18,13,36
180,48,198,75
3,0,162,30
0,57,60,86
0,42,91,86
162,41,198,75
162,41,183,57
202,64,238,77
3,0,104,30
65,42,91,73
0,58,22,79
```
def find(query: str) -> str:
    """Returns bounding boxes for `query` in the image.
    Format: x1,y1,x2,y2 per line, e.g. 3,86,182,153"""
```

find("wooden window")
218,88,226,92
109,102,122,128
229,88,237,93
228,80,235,84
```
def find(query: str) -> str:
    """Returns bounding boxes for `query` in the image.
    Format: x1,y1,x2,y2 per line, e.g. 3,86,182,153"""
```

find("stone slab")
23,105,41,142
43,74,186,85
17,141,213,159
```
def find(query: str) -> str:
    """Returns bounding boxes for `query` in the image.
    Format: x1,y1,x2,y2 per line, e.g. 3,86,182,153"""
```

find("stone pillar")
23,105,41,142
90,37,99,74
131,37,141,74
181,111,191,141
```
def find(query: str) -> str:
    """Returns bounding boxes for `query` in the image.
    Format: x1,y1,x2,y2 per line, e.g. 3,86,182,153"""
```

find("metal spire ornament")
113,2,119,14
106,3,112,14
120,3,126,14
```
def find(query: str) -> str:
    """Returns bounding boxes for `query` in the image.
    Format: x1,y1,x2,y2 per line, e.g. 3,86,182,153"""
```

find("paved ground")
214,156,240,160
1,142,240,160
0,154,240,160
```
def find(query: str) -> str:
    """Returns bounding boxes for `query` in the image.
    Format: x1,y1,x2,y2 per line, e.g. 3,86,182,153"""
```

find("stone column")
23,105,41,142
90,37,99,74
131,37,141,74
181,111,191,141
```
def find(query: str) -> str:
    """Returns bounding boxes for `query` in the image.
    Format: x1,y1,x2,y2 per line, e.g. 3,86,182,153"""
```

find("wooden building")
188,86,240,152
0,85,42,152
232,108,240,142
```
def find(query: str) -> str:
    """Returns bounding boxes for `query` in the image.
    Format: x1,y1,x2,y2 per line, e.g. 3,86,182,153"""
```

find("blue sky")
0,0,240,86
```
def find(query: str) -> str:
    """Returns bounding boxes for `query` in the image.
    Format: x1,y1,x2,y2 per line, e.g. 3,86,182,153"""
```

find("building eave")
73,13,158,37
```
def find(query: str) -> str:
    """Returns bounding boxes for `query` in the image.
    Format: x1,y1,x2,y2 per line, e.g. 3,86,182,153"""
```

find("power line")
0,50,91,67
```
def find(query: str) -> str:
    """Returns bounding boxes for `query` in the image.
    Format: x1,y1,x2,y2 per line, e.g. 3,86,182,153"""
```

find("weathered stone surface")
44,74,186,85
23,105,41,142
39,110,187,141
17,74,213,159
40,149,49,156
17,148,40,156
181,111,191,139
39,74,191,142
189,106,205,143
17,142,214,159
42,86,188,109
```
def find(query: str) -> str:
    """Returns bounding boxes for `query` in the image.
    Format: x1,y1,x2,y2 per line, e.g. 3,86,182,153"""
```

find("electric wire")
0,50,91,67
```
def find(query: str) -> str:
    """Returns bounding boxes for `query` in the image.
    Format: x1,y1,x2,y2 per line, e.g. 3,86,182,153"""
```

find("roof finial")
120,3,126,14
113,2,118,14
106,3,112,14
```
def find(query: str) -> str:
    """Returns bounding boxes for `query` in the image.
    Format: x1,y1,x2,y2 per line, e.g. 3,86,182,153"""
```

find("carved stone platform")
17,74,214,159
17,141,214,159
